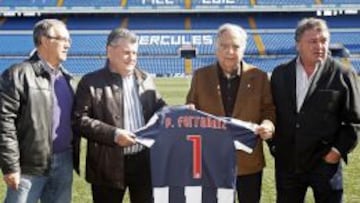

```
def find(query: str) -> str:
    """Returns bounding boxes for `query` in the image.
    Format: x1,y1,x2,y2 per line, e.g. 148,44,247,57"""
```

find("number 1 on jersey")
187,135,202,179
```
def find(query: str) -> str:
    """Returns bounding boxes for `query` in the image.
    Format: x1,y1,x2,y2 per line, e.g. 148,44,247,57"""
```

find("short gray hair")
106,28,138,47
295,17,329,42
33,19,67,47
216,23,247,49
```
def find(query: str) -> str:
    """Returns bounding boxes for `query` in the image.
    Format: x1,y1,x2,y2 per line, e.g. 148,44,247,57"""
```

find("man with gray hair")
73,27,166,203
271,17,360,202
186,23,275,203
0,19,79,203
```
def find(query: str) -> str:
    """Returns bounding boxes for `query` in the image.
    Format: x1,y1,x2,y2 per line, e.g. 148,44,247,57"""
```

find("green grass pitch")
0,77,359,202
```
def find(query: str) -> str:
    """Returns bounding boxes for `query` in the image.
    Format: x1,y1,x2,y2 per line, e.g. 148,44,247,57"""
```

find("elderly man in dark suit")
271,17,360,203
186,23,276,203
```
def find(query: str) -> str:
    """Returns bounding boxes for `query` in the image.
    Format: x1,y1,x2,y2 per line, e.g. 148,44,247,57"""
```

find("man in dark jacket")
73,28,166,203
271,17,360,203
0,19,79,203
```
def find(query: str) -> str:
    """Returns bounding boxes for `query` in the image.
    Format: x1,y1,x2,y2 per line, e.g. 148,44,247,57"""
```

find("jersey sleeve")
135,112,162,148
226,118,258,153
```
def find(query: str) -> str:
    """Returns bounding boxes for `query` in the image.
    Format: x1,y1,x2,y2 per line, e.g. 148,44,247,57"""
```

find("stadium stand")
259,33,296,55
256,0,315,6
62,0,120,7
0,58,23,70
246,56,293,72
192,0,249,7
331,32,360,53
352,58,360,73
65,16,124,30
138,57,185,74
127,14,187,30
190,13,250,29
0,1,359,76
62,57,105,75
0,0,358,8
0,34,34,55
1,14,359,30
0,0,57,7
322,0,360,4
0,17,40,30
127,0,184,8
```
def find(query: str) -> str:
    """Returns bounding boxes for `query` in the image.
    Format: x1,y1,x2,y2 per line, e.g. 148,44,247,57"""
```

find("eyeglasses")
218,43,242,52
45,35,72,44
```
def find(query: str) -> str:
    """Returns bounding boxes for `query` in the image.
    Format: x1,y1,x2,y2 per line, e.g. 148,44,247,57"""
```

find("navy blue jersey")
135,106,258,203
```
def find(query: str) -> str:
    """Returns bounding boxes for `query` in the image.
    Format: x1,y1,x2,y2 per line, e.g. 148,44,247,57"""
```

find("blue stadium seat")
256,0,314,5
1,14,359,31
63,0,120,7
2,31,358,58
65,16,123,30
192,57,215,71
245,56,293,72
127,15,186,30
137,57,185,74
0,35,34,55
254,14,360,29
191,14,250,29
324,15,360,28
0,13,359,76
351,58,360,73
254,14,304,29
323,0,360,4
63,57,105,75
192,0,249,8
0,58,26,73
0,0,57,7
260,33,296,55
0,17,40,30
70,35,107,55
1,56,357,75
331,32,360,54
127,0,183,8
192,56,293,73
0,57,104,75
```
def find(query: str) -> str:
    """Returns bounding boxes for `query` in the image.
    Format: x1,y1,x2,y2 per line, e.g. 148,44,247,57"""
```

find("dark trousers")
91,149,153,203
276,161,343,203
236,171,263,203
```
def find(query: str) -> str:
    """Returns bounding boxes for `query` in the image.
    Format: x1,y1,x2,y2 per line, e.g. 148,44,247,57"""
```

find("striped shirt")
122,74,145,155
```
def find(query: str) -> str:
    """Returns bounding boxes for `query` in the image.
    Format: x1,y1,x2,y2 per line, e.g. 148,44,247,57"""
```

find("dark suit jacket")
73,63,166,189
271,57,360,173
186,61,275,175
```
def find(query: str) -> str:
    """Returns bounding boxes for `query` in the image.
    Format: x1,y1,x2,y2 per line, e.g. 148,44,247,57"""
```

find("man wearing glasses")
0,19,79,203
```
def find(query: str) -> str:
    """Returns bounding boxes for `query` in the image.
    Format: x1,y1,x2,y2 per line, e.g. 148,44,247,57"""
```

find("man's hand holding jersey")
114,129,137,147
255,119,275,141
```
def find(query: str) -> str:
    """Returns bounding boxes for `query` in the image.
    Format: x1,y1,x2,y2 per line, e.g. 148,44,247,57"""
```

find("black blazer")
271,57,360,173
